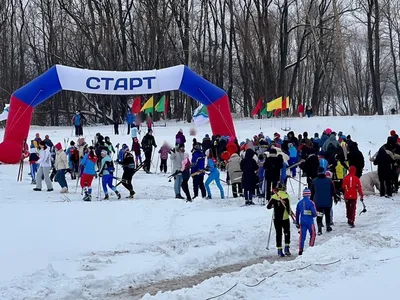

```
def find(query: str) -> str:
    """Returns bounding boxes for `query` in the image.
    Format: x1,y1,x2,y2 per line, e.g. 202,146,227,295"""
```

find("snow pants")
274,219,291,249
232,183,242,198
143,150,152,172
193,175,206,198
36,166,53,190
56,169,68,189
205,171,225,198
80,173,94,195
288,157,297,177
345,200,357,223
102,174,117,195
266,179,279,201
30,163,38,181
122,168,134,193
181,178,191,200
160,158,167,173
114,123,119,135
243,189,253,201
299,223,316,251
316,207,331,229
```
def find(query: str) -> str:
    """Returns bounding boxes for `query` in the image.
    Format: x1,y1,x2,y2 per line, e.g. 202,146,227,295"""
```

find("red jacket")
298,104,305,113
226,141,238,156
342,166,364,200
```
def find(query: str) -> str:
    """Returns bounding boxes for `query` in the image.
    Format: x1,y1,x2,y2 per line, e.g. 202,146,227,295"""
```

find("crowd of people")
25,120,400,256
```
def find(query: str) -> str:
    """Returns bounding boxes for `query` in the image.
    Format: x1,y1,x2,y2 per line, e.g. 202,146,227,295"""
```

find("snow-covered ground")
0,115,399,300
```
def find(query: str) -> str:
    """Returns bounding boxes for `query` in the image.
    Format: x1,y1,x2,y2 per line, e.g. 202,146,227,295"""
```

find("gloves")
295,223,300,229
360,198,364,202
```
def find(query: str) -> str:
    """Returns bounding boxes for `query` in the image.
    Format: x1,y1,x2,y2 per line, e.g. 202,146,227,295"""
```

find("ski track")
1,116,400,299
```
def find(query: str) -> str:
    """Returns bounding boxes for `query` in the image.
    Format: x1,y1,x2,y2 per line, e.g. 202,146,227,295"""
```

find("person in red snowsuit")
342,166,364,227
298,103,305,117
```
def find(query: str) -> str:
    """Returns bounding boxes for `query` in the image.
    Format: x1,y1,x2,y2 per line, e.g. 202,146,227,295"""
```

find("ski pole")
97,176,101,200
266,214,273,250
297,169,302,200
155,154,160,174
359,199,367,215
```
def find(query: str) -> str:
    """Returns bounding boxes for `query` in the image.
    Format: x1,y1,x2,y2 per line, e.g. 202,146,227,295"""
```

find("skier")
72,111,82,137
226,152,242,198
125,111,135,135
104,136,116,157
141,129,157,173
67,141,80,180
113,116,121,135
191,144,207,199
288,143,298,177
311,167,336,235
146,115,153,132
54,142,69,193
131,138,142,166
119,147,136,198
80,147,98,201
158,141,171,173
267,183,293,257
77,110,87,136
205,149,225,199
181,153,192,201
176,128,187,145
296,188,317,255
43,135,54,149
99,150,121,200
263,148,284,201
240,148,259,205
131,123,139,144
33,141,53,192
170,144,186,199
342,166,364,228
29,141,40,184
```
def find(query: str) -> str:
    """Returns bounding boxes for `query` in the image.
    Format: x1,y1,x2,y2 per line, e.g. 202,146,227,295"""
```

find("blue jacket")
73,114,81,126
289,145,297,158
296,197,317,226
118,147,128,162
311,174,335,208
319,134,329,148
207,158,219,174
281,162,288,183
126,113,135,124
100,155,114,175
131,126,138,139
81,153,97,175
191,150,205,173
319,158,328,172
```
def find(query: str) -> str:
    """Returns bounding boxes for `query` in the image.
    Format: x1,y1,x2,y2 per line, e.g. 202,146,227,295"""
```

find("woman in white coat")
226,153,243,198
54,142,69,193
33,141,53,191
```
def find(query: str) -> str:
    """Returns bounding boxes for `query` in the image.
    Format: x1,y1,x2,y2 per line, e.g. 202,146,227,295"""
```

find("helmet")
276,182,286,191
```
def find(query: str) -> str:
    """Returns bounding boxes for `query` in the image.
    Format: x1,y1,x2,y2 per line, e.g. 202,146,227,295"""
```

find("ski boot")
126,190,135,199
31,179,36,185
206,195,212,200
83,192,91,201
277,248,285,257
327,226,333,232
103,194,109,200
175,194,185,200
186,197,192,202
115,191,121,200
299,249,303,256
318,225,323,236
284,246,291,256
349,222,355,228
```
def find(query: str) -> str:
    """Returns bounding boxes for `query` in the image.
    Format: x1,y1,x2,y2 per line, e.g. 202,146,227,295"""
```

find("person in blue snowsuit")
80,148,98,201
191,145,207,198
125,112,135,135
99,150,121,200
319,153,328,172
288,143,298,177
72,112,82,137
118,144,129,163
296,188,317,255
205,149,225,199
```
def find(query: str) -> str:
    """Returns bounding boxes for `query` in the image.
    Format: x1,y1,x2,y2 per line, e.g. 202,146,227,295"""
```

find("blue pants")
299,223,316,251
102,174,117,195
289,157,297,177
56,169,68,189
205,171,224,198
30,164,38,181
244,189,253,201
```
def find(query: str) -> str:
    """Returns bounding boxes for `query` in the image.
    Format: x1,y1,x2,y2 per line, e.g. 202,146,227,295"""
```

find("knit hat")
325,171,333,178
391,130,396,136
101,150,108,156
54,142,62,151
303,188,311,197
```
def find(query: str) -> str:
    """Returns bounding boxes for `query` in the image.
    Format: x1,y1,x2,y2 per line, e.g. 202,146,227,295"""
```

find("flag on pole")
282,97,290,110
131,96,141,114
266,110,273,119
267,97,283,112
260,107,267,116
251,98,263,116
193,104,209,126
141,96,154,114
155,95,166,113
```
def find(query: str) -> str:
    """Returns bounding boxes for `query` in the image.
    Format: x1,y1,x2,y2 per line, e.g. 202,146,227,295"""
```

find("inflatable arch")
0,65,236,164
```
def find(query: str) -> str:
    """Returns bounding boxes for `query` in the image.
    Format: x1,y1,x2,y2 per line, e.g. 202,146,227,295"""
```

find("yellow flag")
140,96,154,112
267,97,282,112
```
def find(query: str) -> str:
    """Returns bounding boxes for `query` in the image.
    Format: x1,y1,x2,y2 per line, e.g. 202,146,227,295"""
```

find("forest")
0,0,399,125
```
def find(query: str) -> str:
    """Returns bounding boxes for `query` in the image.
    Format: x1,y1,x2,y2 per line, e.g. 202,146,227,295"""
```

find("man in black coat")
264,148,284,200
240,149,259,205
202,134,213,154
141,129,157,173
374,147,394,197
300,152,319,188
347,143,364,178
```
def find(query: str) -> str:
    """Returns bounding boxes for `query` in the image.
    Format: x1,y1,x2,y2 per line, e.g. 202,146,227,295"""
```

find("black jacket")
347,144,364,178
240,149,259,190
374,148,394,179
300,154,319,180
263,153,283,181
202,138,213,154
142,134,157,152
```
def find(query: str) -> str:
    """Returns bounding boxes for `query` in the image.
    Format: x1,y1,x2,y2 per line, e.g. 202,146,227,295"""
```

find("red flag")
251,98,262,116
131,96,141,114
282,97,290,110
164,96,169,116
273,108,282,116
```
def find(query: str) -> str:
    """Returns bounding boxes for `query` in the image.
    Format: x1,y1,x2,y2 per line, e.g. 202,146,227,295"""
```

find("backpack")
105,160,115,173
69,147,79,162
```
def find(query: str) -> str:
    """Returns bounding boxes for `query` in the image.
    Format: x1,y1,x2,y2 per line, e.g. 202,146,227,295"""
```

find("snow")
0,115,399,300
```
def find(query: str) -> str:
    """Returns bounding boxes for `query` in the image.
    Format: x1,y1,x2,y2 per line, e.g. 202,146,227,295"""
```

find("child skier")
132,138,142,166
296,188,317,255
67,141,80,180
29,141,40,184
342,166,364,228
267,184,293,257
99,150,121,200
80,147,98,201
158,141,171,173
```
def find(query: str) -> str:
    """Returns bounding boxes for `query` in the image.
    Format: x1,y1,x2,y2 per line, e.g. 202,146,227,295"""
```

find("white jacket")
360,171,380,195
55,150,69,170
37,148,52,168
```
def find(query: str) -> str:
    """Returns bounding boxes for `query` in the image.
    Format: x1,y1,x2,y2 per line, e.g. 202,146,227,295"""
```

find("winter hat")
54,142,62,151
303,188,311,197
325,128,332,135
318,167,325,174
325,171,333,178
179,128,183,133
314,133,319,138
101,150,108,156
205,134,210,138
391,130,396,136
45,135,49,139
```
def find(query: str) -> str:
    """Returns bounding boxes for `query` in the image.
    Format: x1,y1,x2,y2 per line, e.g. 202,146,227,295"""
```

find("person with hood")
158,141,171,173
205,149,225,199
311,167,336,234
33,141,54,192
226,137,239,157
373,146,394,197
226,153,242,198
118,144,129,164
125,111,135,135
181,153,192,201
131,138,142,166
141,129,157,173
54,142,69,193
263,148,284,200
273,146,290,185
240,149,259,205
175,129,186,145
171,144,186,199
322,134,340,155
80,147,98,201
300,152,320,188
43,135,54,149
267,183,293,257
296,188,317,255
202,134,213,154
342,166,364,228
99,150,121,200
191,144,207,199
288,143,298,177
287,131,299,148
360,171,380,195
311,133,320,152
347,143,365,178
